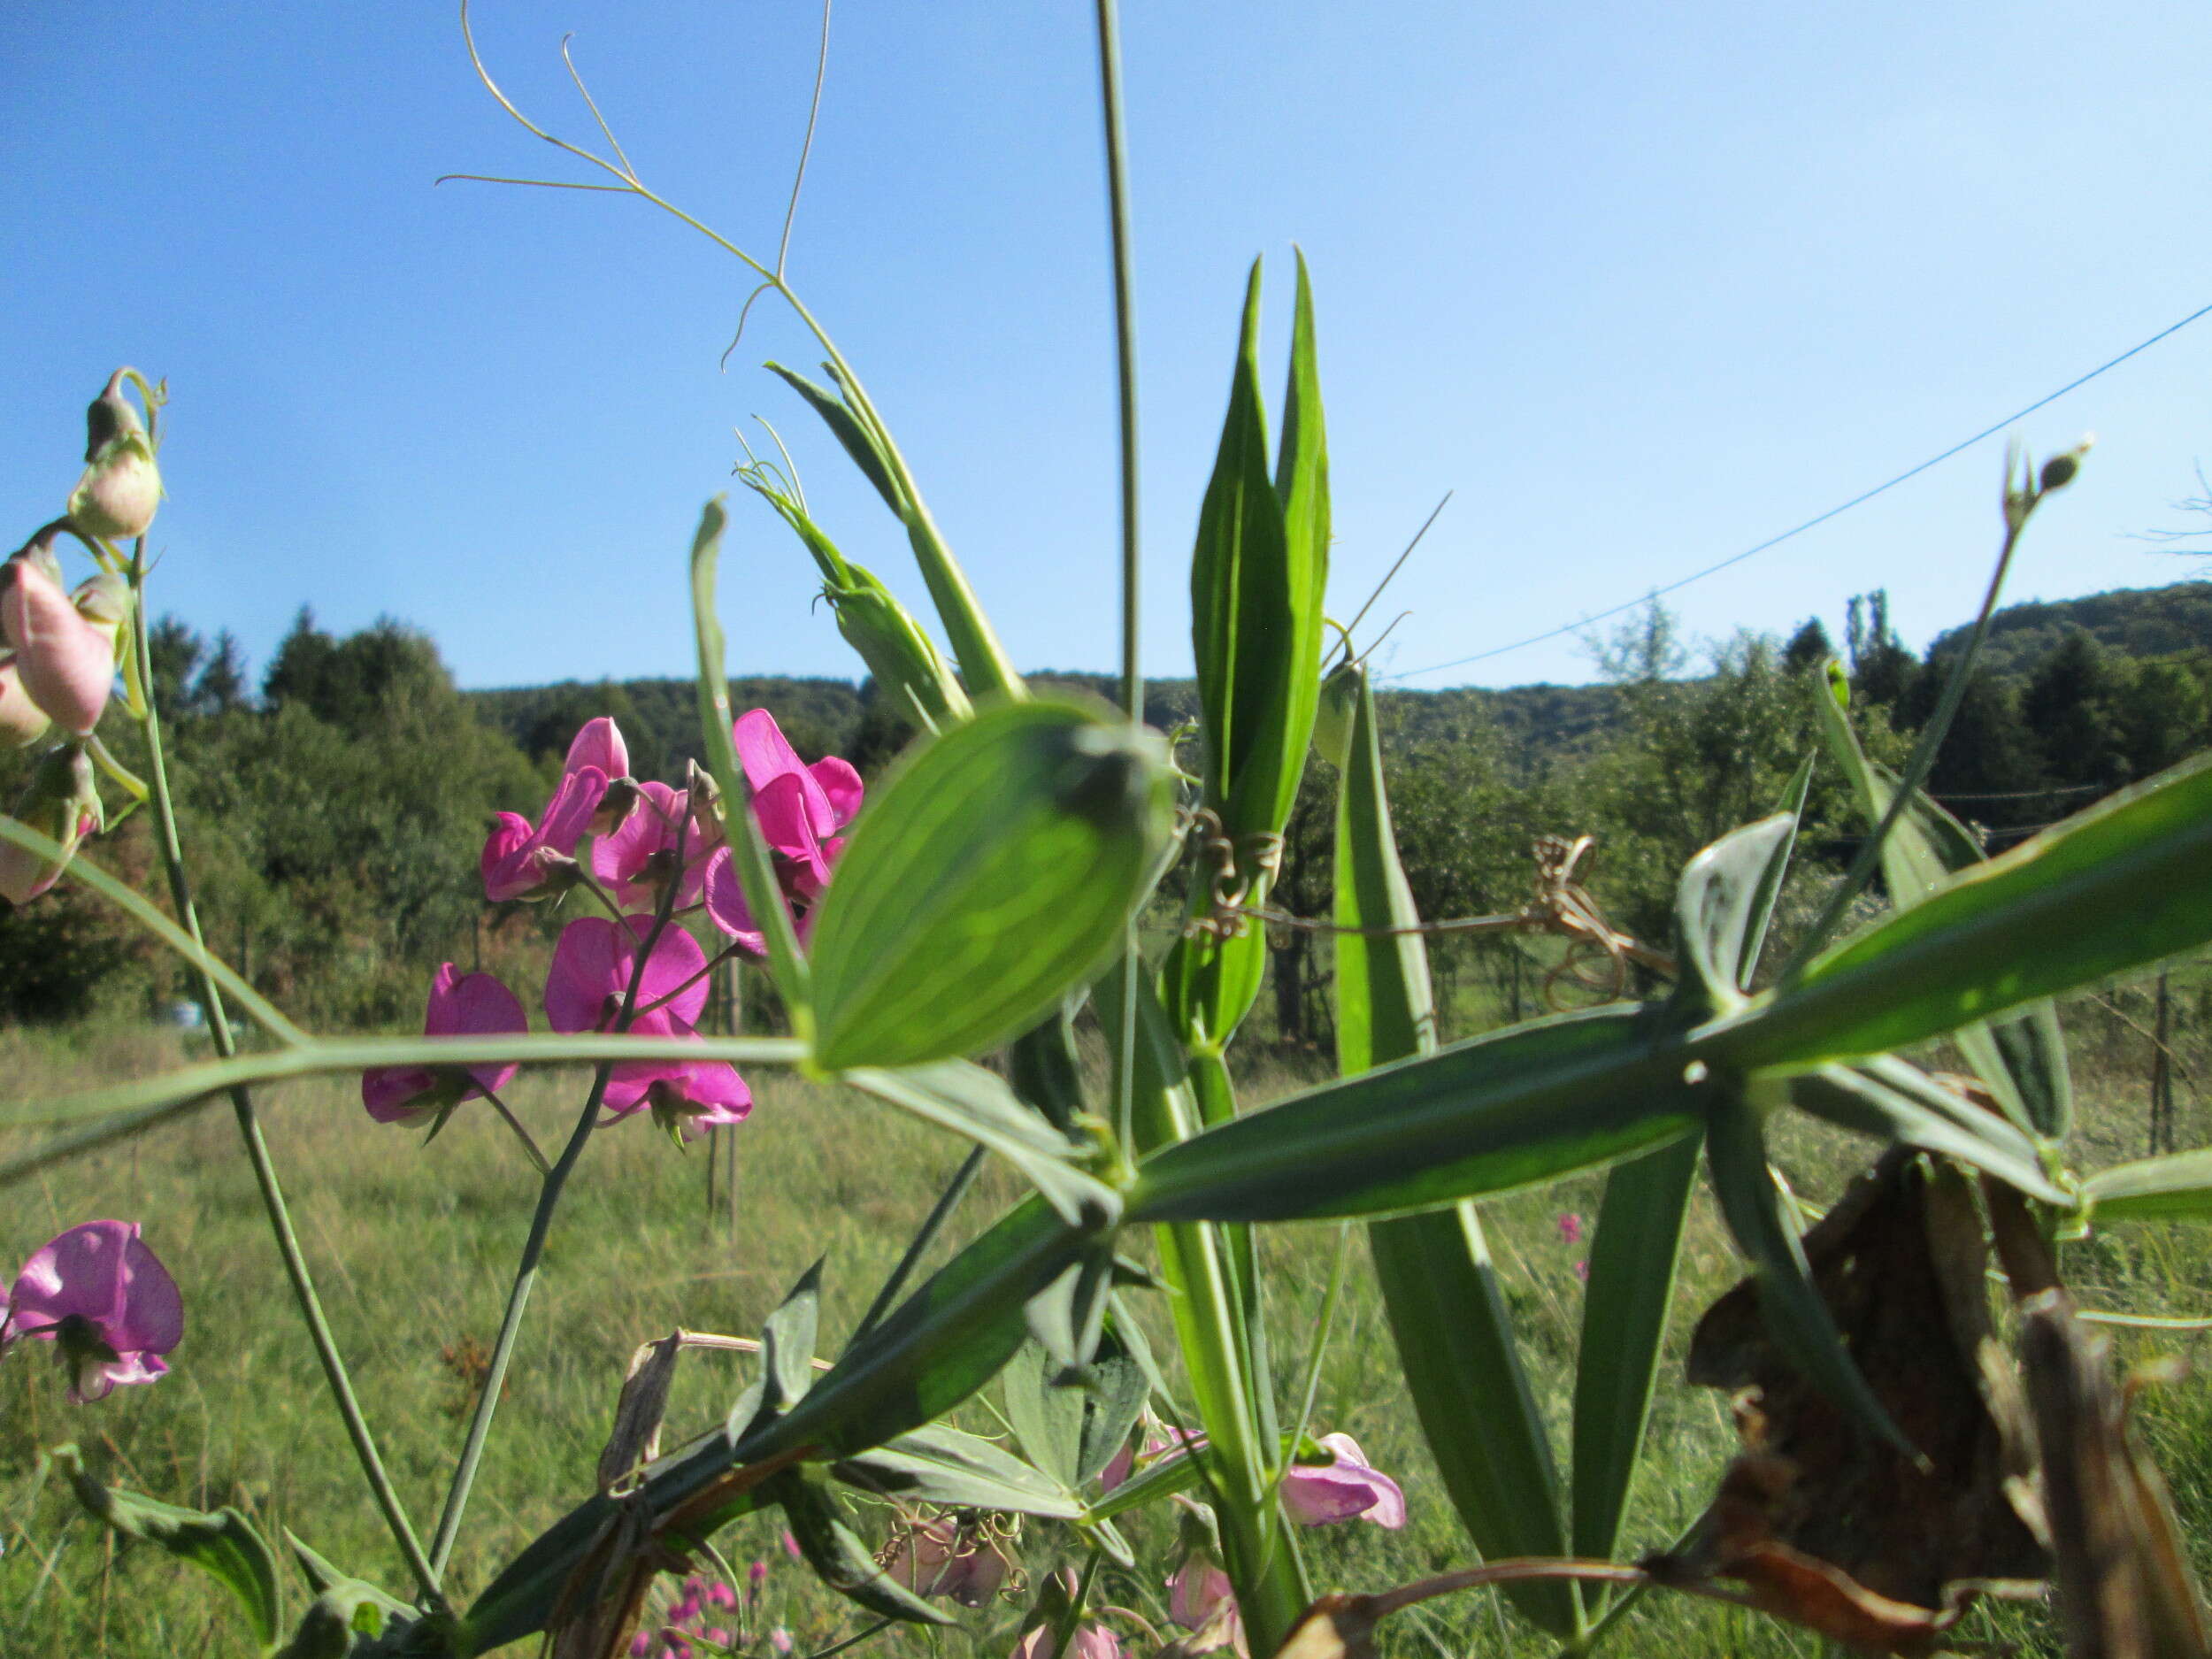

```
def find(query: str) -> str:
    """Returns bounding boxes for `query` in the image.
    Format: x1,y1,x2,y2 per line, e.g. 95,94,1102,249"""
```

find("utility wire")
1388,296,2212,682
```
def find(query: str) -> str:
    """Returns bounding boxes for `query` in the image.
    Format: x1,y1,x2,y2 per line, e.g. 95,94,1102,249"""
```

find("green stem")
427,879,689,1574
849,1143,986,1341
125,541,442,1607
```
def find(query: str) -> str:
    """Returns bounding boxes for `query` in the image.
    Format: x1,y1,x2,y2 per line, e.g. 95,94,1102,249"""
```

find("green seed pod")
829,565,973,730
806,699,1173,1071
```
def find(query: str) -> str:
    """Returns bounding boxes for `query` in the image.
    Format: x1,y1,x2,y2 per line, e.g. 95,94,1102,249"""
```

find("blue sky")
7,2,2212,692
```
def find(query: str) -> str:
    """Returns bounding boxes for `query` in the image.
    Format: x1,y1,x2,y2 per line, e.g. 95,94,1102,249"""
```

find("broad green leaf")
727,1259,825,1443
2085,1150,2212,1222
1811,664,2072,1137
842,1061,1119,1229
833,1421,1083,1519
1333,658,1578,1637
1786,1061,2069,1204
1701,1093,1915,1458
1001,1338,1086,1487
1572,1134,1700,1565
1074,1319,1152,1486
56,1443,280,1647
773,1466,953,1624
807,699,1173,1071
1131,1004,1703,1225
690,497,814,1019
1675,814,1798,1014
1733,749,2212,1069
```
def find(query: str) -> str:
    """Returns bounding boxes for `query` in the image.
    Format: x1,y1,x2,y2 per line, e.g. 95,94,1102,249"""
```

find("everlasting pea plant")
10,11,2212,1659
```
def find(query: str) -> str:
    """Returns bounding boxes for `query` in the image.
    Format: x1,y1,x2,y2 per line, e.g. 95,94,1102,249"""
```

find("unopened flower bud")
1,542,116,735
826,565,972,729
0,743,102,905
2039,435,2092,495
67,371,163,541
71,573,133,650
1311,658,1362,772
0,653,54,749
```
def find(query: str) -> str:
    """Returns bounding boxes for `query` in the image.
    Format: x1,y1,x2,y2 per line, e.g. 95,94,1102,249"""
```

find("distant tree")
2023,629,2131,795
195,630,249,715
145,616,205,714
262,607,337,712
1845,590,1915,710
1783,616,1833,676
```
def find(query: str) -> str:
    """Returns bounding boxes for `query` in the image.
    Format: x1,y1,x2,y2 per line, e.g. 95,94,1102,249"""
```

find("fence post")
2152,969,2175,1155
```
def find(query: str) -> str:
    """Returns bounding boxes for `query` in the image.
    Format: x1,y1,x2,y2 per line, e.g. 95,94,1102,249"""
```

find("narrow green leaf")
808,699,1172,1071
1810,664,2072,1137
1676,814,1799,1014
1740,754,1814,990
56,1444,281,1647
689,497,814,1020
1332,659,1578,1637
765,363,902,512
774,1466,954,1624
1571,1134,1700,1564
841,1061,1119,1229
1786,1061,2069,1205
1734,750,2212,1069
1132,1004,1703,1224
2085,1150,2212,1222
1267,247,1331,837
833,1421,1083,1519
1702,1092,1916,1458
0,822,307,1047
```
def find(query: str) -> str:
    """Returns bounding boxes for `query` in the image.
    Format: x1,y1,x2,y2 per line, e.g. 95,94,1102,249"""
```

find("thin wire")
1389,296,2212,681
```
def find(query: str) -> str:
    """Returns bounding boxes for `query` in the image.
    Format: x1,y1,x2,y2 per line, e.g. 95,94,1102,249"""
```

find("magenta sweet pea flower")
733,709,862,902
1,541,114,737
361,965,528,1124
544,917,750,1131
1280,1432,1405,1528
565,716,630,781
481,764,608,902
5,1221,182,1402
594,782,717,912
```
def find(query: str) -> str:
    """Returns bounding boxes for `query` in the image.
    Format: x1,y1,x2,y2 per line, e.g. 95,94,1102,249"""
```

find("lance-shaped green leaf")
54,1443,280,1648
1332,657,1578,1637
275,1537,418,1659
1811,662,2071,1137
1731,749,2212,1069
1572,1133,1701,1566
727,1259,826,1444
690,497,813,1022
1131,1003,1703,1225
841,1060,1119,1229
1702,1089,1916,1459
1787,1060,2070,1204
766,360,1023,698
773,1466,953,1624
1676,814,1800,1016
833,1420,1083,1518
2085,1150,2212,1223
807,698,1173,1071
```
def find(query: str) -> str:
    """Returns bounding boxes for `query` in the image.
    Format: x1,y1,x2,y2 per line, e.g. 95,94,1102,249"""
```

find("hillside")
1924,577,2212,675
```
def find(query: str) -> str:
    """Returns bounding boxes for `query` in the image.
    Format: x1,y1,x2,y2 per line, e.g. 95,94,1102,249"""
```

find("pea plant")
7,9,2212,1658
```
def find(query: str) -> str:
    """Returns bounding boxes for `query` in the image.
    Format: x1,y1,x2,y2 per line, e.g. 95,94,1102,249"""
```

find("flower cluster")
628,1571,740,1658
1,1221,181,1402
365,712,862,1143
0,371,163,906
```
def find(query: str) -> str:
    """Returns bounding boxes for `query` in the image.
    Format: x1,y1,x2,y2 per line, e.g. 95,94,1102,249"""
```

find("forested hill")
1924,579,2212,678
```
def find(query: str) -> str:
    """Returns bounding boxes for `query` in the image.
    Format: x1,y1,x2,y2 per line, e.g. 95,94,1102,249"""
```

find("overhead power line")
1389,296,2212,683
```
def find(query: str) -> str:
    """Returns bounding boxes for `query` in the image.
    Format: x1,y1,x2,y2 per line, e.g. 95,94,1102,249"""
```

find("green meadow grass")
4,1008,2210,1657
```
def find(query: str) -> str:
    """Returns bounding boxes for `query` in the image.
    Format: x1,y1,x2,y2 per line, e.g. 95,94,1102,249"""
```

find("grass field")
4,989,2212,1658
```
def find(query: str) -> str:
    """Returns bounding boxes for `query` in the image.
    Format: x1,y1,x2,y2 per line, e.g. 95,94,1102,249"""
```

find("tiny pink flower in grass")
1,538,114,737
1574,1259,1590,1284
1556,1211,1586,1246
361,965,527,1124
6,1221,182,1402
1280,1432,1406,1528
769,1628,794,1655
481,764,608,902
781,1531,802,1562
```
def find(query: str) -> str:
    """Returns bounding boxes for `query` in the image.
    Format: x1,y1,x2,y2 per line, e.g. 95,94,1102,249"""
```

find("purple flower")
544,917,750,1132
1556,1212,1586,1247
565,717,630,782
1573,1259,1590,1284
733,710,862,903
1014,1624,1123,1659
884,1516,1008,1607
594,781,717,912
1166,1561,1247,1657
5,1221,183,1402
769,1629,794,1655
481,764,607,902
1280,1432,1405,1528
361,964,528,1124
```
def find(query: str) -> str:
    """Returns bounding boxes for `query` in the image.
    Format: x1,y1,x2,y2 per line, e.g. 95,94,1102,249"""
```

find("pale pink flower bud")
2,540,115,736
0,653,54,749
67,371,163,541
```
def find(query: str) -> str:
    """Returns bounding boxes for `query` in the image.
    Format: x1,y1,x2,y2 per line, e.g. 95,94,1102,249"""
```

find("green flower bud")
67,370,163,541
0,742,102,904
1311,657,1363,772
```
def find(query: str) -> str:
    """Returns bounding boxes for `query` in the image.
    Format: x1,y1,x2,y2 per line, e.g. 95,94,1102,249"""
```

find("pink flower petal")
565,717,629,780
1,555,112,736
